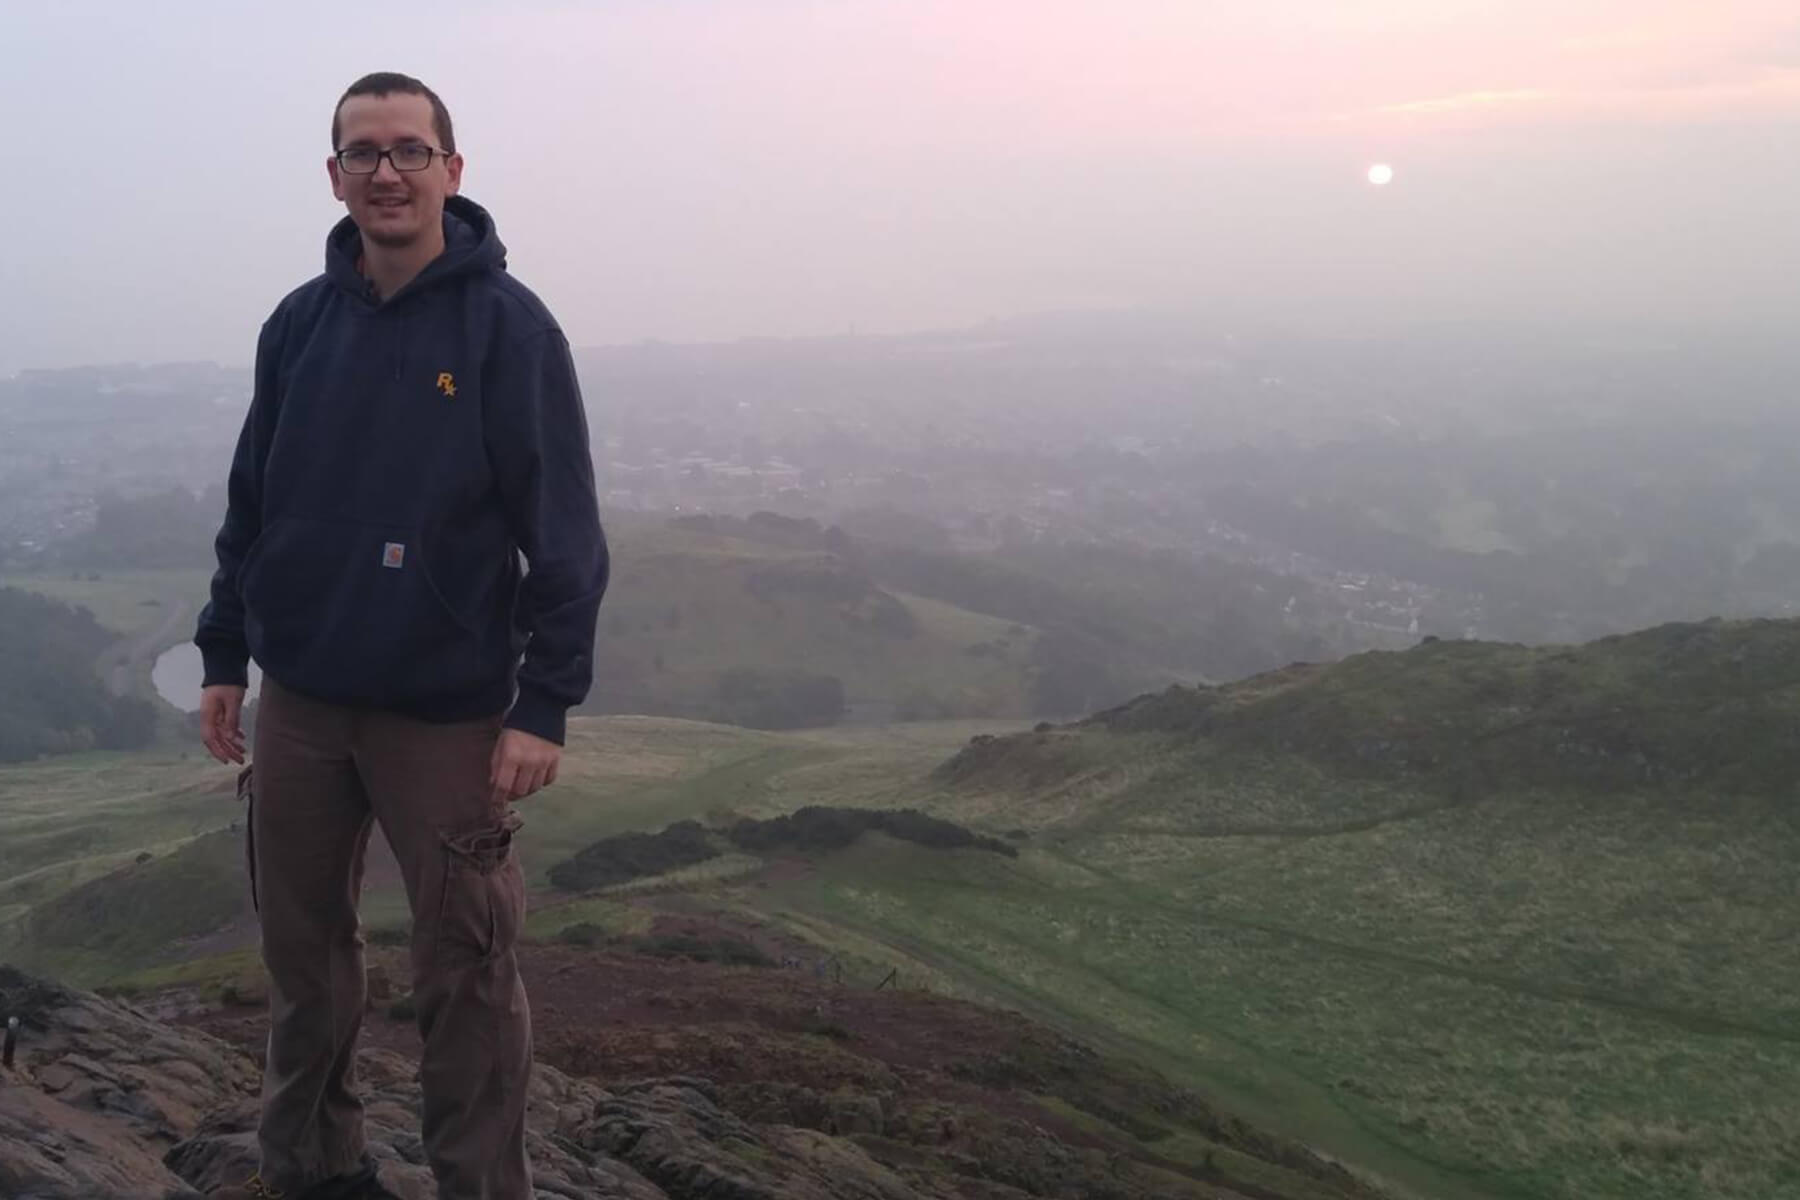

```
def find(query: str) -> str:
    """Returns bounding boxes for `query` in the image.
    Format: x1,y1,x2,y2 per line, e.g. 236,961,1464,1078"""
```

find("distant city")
9,313,1800,652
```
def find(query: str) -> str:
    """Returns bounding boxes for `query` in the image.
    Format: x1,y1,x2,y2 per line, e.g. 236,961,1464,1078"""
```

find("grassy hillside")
0,586,168,760
0,748,238,974
639,511,1341,711
21,827,244,979
587,521,1050,722
1068,618,1800,794
518,624,1800,1198
11,620,1799,1198
798,619,1800,1200
0,568,212,744
0,568,210,641
0,718,1026,980
4,520,1327,734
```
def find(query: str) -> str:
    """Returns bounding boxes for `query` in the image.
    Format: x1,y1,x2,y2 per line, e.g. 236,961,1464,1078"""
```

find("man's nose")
372,154,403,183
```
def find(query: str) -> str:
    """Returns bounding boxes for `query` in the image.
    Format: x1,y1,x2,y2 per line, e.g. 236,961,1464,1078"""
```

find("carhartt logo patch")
382,542,406,569
436,371,457,397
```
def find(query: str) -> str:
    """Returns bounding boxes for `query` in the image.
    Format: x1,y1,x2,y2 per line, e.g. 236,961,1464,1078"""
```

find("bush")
556,921,609,947
727,806,1018,859
548,820,719,892
629,933,775,967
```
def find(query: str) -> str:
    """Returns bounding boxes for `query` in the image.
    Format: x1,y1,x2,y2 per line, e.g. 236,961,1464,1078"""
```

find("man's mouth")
370,196,409,210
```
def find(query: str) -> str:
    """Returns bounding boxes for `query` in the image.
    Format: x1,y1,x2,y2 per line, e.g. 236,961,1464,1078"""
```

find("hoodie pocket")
242,515,483,702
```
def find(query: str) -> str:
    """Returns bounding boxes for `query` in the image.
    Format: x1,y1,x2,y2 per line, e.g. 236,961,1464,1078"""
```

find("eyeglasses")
334,143,450,175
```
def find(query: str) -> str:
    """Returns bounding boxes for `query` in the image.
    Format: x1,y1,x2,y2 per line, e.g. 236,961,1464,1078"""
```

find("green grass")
761,831,1800,1200
512,719,831,888
0,748,234,915
1027,1091,1356,1200
738,623,1800,1200
103,947,265,998
0,747,245,982
510,716,1024,891
0,717,1023,987
521,894,654,942
11,621,1799,1198
1,567,213,711
585,523,1043,719
0,568,211,638
8,827,245,981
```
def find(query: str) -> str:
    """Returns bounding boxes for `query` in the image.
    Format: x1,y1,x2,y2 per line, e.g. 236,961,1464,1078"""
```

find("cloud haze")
2,0,1796,372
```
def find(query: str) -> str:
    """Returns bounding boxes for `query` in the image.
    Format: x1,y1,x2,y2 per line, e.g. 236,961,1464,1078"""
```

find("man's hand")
200,684,248,765
490,728,561,805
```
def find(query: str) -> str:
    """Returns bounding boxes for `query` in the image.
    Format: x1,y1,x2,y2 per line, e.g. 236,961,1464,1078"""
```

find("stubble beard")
363,225,420,250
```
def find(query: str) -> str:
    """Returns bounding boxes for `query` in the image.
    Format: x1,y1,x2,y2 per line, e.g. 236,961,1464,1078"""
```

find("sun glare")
1367,163,1395,186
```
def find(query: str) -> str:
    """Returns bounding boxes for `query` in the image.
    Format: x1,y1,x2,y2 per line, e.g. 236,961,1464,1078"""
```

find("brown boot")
208,1166,393,1199
208,1177,286,1200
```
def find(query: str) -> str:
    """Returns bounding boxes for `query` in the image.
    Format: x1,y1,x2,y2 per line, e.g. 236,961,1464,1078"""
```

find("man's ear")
328,157,346,202
445,152,464,196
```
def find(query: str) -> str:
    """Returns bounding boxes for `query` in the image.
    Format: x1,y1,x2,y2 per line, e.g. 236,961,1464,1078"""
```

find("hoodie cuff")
199,642,251,689
504,685,568,745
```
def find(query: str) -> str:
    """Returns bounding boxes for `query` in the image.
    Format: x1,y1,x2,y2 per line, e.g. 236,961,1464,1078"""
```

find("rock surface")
3,950,1391,1199
0,965,934,1199
0,964,256,1198
0,966,1258,1199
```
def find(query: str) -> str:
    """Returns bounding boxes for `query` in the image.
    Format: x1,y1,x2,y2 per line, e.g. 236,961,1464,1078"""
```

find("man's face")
328,92,463,250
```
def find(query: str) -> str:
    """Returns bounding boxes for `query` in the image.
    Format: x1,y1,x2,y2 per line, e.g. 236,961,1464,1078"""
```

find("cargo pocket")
237,765,259,916
434,810,525,965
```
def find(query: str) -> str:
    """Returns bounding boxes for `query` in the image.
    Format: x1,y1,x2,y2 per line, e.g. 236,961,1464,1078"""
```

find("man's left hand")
490,728,561,805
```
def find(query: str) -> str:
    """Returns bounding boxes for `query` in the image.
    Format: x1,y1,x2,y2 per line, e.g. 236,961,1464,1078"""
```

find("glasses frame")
334,143,452,175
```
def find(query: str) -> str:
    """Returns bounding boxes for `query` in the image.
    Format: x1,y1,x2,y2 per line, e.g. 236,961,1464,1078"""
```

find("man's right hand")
200,684,249,764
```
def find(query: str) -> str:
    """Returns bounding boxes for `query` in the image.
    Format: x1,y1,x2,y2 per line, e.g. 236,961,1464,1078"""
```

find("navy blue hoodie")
194,196,608,744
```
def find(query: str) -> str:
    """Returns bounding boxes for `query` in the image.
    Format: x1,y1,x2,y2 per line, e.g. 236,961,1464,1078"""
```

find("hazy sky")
2,0,1797,372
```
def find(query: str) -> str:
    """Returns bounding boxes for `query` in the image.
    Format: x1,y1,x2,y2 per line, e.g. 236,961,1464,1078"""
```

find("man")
193,72,608,1200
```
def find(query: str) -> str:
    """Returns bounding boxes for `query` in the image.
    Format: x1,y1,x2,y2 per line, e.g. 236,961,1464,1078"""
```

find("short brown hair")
331,72,455,153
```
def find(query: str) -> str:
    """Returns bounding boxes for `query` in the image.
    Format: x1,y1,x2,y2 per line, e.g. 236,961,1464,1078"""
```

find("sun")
1367,163,1395,187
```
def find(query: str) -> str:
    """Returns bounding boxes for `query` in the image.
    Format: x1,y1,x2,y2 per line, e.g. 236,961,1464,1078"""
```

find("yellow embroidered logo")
436,372,457,397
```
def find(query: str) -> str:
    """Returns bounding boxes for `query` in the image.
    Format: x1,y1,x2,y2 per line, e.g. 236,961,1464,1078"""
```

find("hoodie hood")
324,195,507,305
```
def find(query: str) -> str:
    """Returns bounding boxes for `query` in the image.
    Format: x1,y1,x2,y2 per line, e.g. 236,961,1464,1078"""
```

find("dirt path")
101,597,192,698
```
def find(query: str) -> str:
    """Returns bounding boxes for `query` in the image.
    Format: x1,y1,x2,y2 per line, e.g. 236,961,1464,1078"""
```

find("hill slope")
1,944,1384,1199
860,619,1800,1200
0,586,159,761
10,622,1798,1199
1068,617,1800,793
586,513,1340,725
586,521,1046,724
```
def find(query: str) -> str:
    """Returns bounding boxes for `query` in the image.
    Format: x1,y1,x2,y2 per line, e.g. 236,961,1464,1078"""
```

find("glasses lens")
391,145,433,171
340,148,379,174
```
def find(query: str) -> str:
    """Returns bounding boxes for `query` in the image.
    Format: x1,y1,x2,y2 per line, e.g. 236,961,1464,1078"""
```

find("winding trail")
100,597,192,697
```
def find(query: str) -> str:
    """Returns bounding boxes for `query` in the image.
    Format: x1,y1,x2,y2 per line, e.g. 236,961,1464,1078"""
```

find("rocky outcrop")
0,965,257,1198
162,1051,675,1199
3,960,1345,1199
0,969,1015,1200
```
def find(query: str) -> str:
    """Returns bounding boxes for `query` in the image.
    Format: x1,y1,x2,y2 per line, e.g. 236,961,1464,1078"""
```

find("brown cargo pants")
245,677,532,1198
